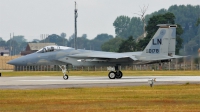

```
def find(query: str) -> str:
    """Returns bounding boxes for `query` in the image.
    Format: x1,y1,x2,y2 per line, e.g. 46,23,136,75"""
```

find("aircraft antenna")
74,1,78,50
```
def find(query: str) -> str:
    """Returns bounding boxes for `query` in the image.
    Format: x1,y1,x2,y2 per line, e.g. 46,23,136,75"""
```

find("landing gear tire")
63,74,69,80
115,71,123,79
108,71,116,79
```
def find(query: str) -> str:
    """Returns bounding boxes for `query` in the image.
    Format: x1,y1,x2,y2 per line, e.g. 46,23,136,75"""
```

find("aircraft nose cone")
7,58,27,65
7,59,19,65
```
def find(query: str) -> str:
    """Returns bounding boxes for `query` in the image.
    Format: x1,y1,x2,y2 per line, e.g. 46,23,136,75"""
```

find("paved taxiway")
0,76,200,89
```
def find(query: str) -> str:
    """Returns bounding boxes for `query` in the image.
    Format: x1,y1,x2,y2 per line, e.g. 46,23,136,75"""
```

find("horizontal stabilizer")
138,55,173,61
129,56,138,60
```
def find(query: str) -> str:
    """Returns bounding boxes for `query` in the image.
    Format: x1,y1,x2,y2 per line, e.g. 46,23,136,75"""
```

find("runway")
0,76,200,89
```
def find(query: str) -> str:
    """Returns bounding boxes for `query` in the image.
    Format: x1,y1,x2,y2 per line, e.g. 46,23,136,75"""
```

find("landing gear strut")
59,65,69,80
107,65,123,79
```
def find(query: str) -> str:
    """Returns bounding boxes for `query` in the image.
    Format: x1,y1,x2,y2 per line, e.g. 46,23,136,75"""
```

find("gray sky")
0,0,199,41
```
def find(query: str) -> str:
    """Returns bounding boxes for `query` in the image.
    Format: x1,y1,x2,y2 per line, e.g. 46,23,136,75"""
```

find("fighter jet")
8,24,183,80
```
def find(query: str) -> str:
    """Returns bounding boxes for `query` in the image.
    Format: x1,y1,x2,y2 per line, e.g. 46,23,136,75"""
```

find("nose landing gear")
59,65,69,80
63,74,68,80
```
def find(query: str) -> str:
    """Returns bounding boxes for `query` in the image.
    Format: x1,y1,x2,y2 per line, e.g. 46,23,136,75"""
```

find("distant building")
21,43,56,55
0,47,9,56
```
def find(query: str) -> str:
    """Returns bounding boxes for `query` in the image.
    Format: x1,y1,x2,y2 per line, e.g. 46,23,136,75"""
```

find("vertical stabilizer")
168,26,176,56
141,24,177,56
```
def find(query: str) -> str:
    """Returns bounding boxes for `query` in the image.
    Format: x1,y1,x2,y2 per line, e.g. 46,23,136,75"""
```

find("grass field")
0,84,200,112
0,70,200,77
0,71,200,111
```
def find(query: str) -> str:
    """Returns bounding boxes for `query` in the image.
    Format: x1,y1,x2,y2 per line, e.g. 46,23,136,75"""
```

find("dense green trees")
0,40,6,47
101,37,123,52
12,36,26,44
113,16,130,38
90,34,113,51
144,5,200,55
0,33,114,55
113,16,143,39
68,34,90,49
175,24,184,54
0,34,69,55
197,18,200,26
103,12,184,53
0,37,3,41
0,36,28,55
60,33,67,38
6,39,20,55
44,34,68,46
118,36,136,52
109,5,199,55
67,33,113,51
168,5,199,45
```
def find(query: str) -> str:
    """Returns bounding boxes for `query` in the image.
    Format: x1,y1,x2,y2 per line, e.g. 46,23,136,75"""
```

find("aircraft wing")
68,53,138,60
68,52,184,62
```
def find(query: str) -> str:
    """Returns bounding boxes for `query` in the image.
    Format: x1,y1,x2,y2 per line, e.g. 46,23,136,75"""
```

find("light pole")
74,2,78,50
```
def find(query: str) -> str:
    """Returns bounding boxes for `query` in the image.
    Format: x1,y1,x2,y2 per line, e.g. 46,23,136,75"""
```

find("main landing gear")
59,65,69,80
107,65,123,79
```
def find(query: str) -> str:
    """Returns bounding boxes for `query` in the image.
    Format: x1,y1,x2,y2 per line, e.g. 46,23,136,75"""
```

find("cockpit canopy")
37,46,71,53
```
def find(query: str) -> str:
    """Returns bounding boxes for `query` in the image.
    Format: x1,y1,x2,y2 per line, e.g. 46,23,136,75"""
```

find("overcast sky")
0,0,199,41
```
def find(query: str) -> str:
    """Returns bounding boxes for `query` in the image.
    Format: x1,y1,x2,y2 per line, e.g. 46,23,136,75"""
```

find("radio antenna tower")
74,1,78,50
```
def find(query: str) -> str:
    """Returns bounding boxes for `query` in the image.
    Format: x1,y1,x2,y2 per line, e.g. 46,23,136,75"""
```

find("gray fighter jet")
8,24,183,80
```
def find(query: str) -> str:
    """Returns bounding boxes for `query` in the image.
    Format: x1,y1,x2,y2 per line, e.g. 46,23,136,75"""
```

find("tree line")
0,33,114,55
102,4,200,55
101,12,184,54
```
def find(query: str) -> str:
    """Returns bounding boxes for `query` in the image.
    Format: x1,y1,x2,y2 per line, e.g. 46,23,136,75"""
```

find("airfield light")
148,78,156,87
